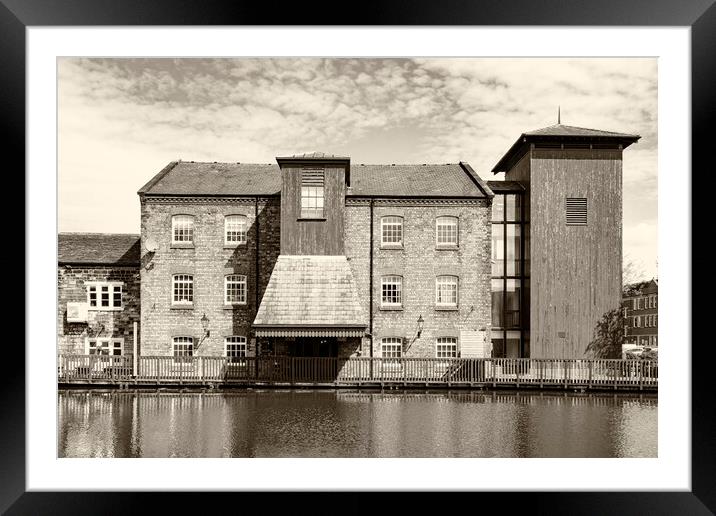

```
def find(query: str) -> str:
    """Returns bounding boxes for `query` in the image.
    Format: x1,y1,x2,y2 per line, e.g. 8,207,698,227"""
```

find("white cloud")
58,57,657,273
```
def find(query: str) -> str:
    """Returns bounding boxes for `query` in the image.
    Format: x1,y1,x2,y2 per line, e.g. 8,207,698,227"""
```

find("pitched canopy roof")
492,123,641,173
58,233,140,265
253,255,367,336
138,161,490,198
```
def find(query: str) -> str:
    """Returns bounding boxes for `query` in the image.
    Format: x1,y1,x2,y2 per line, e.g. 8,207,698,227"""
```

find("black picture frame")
7,1,709,513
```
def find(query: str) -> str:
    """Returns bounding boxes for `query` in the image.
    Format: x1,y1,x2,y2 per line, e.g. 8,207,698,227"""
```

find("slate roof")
138,161,489,198
524,124,640,139
492,123,641,173
253,255,368,328
58,233,141,265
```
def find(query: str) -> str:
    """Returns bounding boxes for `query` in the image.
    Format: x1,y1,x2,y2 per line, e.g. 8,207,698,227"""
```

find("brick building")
57,122,641,362
136,155,494,364
622,279,658,348
57,233,141,356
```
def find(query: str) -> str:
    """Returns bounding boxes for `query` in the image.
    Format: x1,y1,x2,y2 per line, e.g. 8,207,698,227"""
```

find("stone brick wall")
139,196,280,357
345,199,492,359
140,194,490,360
57,265,141,355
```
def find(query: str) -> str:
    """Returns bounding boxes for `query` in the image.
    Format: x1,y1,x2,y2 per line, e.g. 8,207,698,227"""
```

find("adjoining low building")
57,233,141,356
622,279,658,348
57,122,641,364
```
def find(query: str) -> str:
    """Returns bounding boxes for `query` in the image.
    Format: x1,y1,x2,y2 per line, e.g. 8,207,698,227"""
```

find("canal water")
58,389,657,458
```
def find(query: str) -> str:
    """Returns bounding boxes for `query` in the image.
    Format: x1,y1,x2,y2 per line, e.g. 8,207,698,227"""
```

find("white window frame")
225,336,248,365
224,274,248,305
380,275,403,308
172,336,194,366
435,275,459,307
86,281,124,311
85,337,124,356
380,216,403,247
172,274,194,305
435,216,459,247
380,337,403,370
435,337,458,359
224,215,248,245
172,214,195,244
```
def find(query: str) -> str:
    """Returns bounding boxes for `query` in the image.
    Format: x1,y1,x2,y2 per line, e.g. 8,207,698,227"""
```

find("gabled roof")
492,123,641,173
253,255,367,332
139,161,490,198
138,162,281,196
58,233,140,266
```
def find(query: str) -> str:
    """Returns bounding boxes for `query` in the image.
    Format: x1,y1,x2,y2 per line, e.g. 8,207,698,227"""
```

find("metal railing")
58,355,658,389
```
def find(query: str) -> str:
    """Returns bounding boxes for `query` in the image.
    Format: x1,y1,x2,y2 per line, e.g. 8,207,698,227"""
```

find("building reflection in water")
58,390,657,458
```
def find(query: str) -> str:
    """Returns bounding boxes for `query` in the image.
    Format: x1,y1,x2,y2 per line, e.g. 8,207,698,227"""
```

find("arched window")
172,336,193,365
380,216,403,247
172,215,195,244
225,274,247,305
435,216,458,247
380,337,402,359
225,215,247,245
435,275,458,307
172,274,193,305
381,275,403,307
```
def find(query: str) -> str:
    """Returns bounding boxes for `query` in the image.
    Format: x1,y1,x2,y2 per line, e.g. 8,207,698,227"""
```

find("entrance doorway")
292,337,338,357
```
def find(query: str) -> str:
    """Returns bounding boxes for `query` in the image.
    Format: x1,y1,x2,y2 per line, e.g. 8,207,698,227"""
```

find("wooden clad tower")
492,123,640,358
276,152,350,255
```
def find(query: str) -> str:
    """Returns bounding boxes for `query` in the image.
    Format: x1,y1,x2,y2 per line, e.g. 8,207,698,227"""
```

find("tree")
623,255,646,286
585,307,625,359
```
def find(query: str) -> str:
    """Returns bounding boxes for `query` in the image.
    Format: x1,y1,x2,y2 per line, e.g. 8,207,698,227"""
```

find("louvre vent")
566,197,587,226
301,168,325,186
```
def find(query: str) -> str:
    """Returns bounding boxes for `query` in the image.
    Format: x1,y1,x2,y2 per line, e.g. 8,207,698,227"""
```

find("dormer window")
300,169,325,219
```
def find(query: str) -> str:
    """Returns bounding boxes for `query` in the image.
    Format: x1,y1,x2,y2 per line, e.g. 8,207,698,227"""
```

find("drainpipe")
369,198,374,377
255,197,260,356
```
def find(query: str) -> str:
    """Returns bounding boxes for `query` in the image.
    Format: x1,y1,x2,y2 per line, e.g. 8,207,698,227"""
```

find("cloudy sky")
58,57,657,280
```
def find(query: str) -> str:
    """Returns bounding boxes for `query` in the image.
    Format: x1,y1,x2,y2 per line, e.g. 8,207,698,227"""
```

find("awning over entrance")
253,255,368,338
254,327,365,338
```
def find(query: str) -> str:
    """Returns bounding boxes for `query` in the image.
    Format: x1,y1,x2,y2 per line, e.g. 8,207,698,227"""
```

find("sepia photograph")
56,56,658,459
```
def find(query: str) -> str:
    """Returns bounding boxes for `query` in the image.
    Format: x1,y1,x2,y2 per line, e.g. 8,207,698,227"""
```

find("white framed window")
633,298,638,310
381,275,403,307
172,274,194,305
436,216,458,247
86,282,123,310
225,215,248,245
381,216,403,246
86,338,123,356
225,336,247,363
380,337,402,359
172,214,195,244
635,316,641,328
225,274,247,305
436,337,458,358
172,336,193,365
300,169,325,219
435,275,458,307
